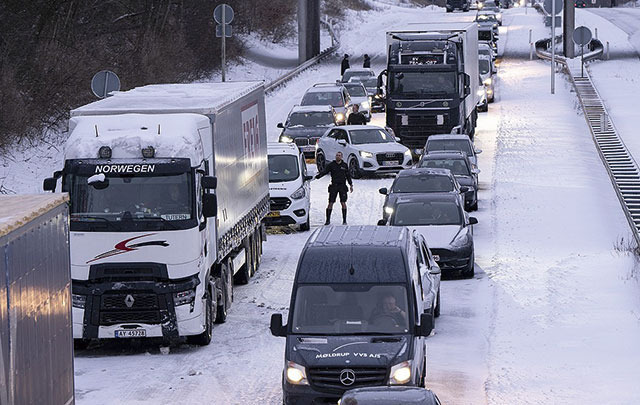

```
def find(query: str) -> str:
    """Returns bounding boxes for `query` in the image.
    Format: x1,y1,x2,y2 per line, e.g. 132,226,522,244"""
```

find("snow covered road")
69,5,640,405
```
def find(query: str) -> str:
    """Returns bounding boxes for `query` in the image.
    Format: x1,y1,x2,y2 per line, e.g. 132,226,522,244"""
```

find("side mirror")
277,122,284,129
429,265,441,275
417,312,434,337
337,140,347,147
202,176,217,190
202,193,217,218
469,217,478,225
270,313,287,337
472,168,481,175
43,177,57,192
460,186,469,193
377,219,387,226
303,175,313,182
379,187,388,195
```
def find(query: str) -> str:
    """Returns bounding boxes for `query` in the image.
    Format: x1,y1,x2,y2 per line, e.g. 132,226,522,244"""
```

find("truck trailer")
0,194,74,405
43,82,269,346
380,22,480,154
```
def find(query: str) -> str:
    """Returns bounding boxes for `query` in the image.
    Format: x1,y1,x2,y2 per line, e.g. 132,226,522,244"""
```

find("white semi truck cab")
44,82,269,346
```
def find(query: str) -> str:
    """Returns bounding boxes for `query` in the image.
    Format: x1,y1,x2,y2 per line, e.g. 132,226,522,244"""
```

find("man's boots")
325,208,332,225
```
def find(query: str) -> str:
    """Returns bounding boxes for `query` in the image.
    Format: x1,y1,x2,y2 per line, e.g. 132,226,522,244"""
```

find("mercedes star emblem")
339,369,356,386
124,294,135,308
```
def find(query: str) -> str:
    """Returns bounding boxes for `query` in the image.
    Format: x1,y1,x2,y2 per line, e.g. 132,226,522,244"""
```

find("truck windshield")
66,172,194,231
391,175,454,193
420,158,471,176
478,30,493,41
479,59,491,75
389,71,457,97
268,155,300,183
349,128,394,145
426,139,473,155
291,284,410,335
288,112,334,127
392,201,461,226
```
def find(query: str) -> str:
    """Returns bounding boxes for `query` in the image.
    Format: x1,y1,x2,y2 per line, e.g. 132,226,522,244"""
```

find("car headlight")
384,206,394,215
451,231,470,248
336,113,345,122
404,149,412,157
497,13,502,18
361,101,370,109
374,94,382,99
72,293,86,309
173,288,196,306
359,150,373,159
389,361,412,384
483,78,492,86
291,186,306,200
477,88,485,97
280,135,293,143
286,361,308,385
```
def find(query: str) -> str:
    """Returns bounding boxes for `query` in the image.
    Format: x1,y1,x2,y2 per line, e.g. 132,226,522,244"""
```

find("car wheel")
489,94,495,103
316,150,326,172
187,285,214,345
462,252,475,278
348,156,362,179
434,289,441,318
299,215,310,231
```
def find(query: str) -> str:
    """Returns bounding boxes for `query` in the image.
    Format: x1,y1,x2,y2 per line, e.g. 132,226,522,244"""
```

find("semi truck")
379,22,480,155
43,82,269,346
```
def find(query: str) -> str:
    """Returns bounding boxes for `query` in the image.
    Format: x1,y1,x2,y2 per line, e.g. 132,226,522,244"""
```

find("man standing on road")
341,54,350,76
315,151,353,225
363,54,371,68
347,104,367,125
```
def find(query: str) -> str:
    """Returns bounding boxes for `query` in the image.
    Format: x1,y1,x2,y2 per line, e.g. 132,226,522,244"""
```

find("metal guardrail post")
530,42,534,60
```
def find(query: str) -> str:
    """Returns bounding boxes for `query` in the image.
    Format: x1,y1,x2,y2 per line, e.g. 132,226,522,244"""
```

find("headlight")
384,206,394,215
336,113,345,122
291,186,306,200
404,149,412,157
359,150,374,159
280,135,293,143
451,231,470,248
483,78,492,86
389,361,412,384
72,294,86,309
174,288,196,306
361,101,370,109
497,13,502,18
286,361,308,385
374,94,382,99
477,88,485,97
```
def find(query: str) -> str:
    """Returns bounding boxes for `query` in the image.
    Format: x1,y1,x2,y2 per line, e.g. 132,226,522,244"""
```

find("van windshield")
291,284,410,335
268,155,300,183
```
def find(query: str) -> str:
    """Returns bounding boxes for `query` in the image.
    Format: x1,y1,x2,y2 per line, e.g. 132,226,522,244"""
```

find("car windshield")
389,71,457,97
288,112,334,127
362,78,378,88
393,201,461,226
479,48,491,57
349,128,394,145
478,30,493,41
391,175,454,193
426,139,473,155
477,14,497,22
345,84,367,97
66,172,194,230
343,70,373,82
268,155,300,183
302,91,343,107
479,59,491,75
420,158,471,176
291,284,410,334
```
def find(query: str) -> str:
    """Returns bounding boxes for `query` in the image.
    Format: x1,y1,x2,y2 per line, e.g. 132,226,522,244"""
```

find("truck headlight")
384,206,394,215
286,361,308,385
361,101,370,109
359,150,374,159
389,361,412,384
72,294,86,309
483,78,492,86
280,135,293,143
173,288,196,306
291,186,306,200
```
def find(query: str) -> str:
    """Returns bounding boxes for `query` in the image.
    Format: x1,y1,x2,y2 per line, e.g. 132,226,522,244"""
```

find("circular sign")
91,70,121,99
543,0,563,15
573,26,593,46
213,4,234,24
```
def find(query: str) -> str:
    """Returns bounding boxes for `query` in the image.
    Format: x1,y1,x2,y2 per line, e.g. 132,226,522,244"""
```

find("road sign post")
214,4,234,82
544,0,563,94
572,26,592,78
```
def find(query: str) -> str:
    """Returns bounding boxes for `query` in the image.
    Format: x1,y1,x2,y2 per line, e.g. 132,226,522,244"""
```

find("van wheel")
299,215,310,231
348,156,361,179
187,287,213,345
434,289,441,318
316,151,326,172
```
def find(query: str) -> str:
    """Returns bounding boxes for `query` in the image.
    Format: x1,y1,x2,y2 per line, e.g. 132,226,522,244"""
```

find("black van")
270,225,436,404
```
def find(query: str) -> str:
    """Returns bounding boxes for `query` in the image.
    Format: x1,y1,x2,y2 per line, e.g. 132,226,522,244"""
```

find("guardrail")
535,36,604,63
264,21,339,94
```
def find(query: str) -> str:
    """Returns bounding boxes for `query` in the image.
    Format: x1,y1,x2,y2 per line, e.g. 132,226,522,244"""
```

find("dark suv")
270,226,438,404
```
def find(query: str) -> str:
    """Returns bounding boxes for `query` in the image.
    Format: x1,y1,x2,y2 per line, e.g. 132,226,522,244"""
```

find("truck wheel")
216,262,231,323
299,216,310,231
348,156,361,179
234,238,253,284
316,151,326,172
188,288,213,345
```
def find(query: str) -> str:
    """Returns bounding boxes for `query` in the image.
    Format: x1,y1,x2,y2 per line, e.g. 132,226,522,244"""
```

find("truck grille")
376,152,404,165
393,112,452,148
307,366,388,392
270,197,291,211
101,293,159,310
100,311,161,325
99,292,161,325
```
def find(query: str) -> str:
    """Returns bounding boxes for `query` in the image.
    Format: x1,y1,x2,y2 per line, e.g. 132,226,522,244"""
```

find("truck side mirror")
270,313,287,337
43,177,57,192
462,73,471,96
418,312,434,337
379,187,388,195
202,193,217,218
202,176,217,190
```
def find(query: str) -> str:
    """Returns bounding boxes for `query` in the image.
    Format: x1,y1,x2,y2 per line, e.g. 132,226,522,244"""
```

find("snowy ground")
4,3,640,405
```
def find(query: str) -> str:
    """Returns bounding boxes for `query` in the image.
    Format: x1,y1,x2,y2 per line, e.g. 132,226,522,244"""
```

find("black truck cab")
270,226,434,404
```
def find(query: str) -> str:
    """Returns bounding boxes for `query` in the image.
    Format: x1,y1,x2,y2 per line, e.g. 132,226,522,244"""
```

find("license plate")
301,146,315,152
115,329,146,338
267,211,280,218
383,161,399,166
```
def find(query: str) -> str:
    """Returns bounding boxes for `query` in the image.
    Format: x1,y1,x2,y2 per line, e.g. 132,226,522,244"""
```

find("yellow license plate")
267,211,280,217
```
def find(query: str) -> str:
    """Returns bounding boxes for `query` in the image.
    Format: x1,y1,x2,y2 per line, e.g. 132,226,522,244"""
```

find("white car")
479,55,495,103
424,134,482,168
265,143,312,231
341,67,375,83
315,125,413,178
343,81,372,121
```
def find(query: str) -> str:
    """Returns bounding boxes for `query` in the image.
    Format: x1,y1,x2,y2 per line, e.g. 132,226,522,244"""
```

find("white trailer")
44,82,269,346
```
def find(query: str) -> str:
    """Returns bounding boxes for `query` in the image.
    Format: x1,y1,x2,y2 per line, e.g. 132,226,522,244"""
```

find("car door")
419,237,440,303
414,236,435,312
321,128,340,157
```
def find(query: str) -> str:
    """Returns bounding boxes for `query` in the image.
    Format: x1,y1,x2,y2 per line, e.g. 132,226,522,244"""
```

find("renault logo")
339,369,356,386
124,294,135,308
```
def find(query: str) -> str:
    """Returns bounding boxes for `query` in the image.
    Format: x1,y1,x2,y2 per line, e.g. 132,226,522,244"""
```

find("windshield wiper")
139,214,180,230
71,214,121,231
